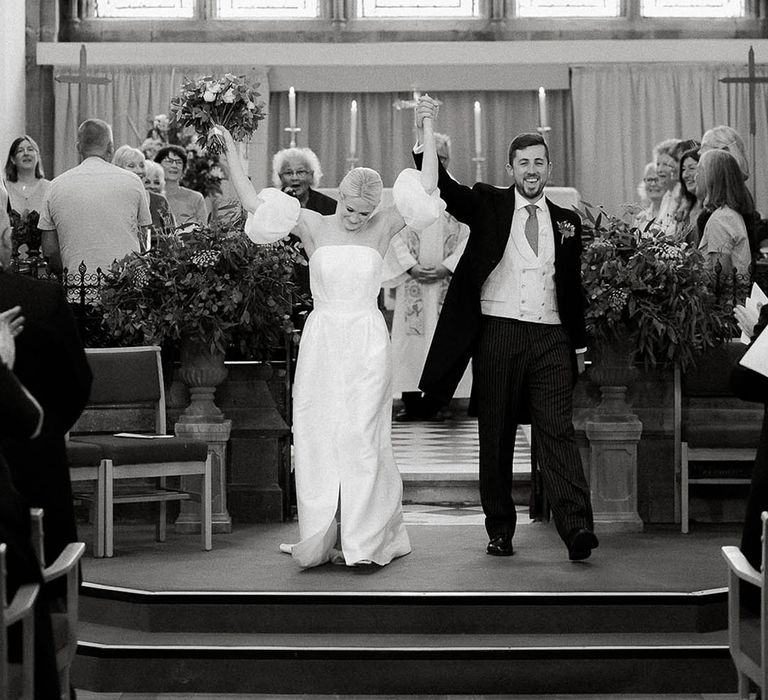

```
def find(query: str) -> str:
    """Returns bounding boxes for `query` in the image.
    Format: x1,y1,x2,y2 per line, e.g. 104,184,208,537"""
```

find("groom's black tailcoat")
414,153,593,543
414,154,587,406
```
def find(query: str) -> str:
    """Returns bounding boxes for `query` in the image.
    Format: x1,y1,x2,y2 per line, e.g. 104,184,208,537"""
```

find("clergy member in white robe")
382,133,471,420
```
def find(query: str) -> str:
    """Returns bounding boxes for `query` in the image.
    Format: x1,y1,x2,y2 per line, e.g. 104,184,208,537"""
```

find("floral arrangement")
579,203,742,372
169,73,266,155
98,225,307,358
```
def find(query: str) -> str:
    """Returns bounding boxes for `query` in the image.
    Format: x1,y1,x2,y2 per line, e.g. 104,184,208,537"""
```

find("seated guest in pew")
0,269,92,574
0,306,61,699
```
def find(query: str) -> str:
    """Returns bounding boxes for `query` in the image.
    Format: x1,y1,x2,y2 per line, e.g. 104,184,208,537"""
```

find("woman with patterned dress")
217,96,443,568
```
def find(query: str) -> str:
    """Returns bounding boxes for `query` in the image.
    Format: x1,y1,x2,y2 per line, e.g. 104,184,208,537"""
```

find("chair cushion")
66,439,104,466
79,435,208,465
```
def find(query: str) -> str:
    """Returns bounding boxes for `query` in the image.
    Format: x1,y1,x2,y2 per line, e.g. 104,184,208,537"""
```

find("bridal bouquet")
169,73,266,154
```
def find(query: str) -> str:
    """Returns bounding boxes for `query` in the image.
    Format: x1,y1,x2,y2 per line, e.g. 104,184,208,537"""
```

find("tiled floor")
391,416,532,478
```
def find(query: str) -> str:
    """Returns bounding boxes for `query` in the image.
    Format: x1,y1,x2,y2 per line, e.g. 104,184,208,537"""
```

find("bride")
217,96,443,568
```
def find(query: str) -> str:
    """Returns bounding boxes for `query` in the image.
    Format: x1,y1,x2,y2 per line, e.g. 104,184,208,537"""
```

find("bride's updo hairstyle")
339,167,383,211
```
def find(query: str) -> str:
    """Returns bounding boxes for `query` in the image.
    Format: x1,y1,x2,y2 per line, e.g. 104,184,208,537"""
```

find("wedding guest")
382,132,470,421
273,147,337,329
140,136,164,161
273,147,337,215
673,148,703,246
113,145,175,240
155,144,208,227
653,138,682,230
700,125,760,261
696,149,753,278
0,306,61,700
4,135,51,218
0,269,92,573
4,135,50,265
38,119,152,275
633,162,665,230
214,95,443,569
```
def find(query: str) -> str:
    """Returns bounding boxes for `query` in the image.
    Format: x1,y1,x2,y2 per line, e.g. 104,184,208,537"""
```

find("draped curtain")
571,62,768,216
51,64,270,189
266,89,573,190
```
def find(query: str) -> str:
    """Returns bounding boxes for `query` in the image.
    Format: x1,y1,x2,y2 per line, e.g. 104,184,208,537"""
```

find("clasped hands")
409,263,450,284
415,94,439,128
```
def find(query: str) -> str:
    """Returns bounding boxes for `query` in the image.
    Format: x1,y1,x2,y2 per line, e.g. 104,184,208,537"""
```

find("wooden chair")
29,509,84,700
677,341,760,533
70,346,212,557
66,438,106,557
722,510,768,698
0,543,39,700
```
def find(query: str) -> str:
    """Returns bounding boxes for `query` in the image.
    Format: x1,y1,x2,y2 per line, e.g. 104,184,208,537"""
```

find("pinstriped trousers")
475,316,594,545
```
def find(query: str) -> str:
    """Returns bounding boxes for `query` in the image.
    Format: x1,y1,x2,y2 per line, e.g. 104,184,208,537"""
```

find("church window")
359,0,478,17
94,0,195,17
516,0,620,17
217,0,319,17
640,0,744,17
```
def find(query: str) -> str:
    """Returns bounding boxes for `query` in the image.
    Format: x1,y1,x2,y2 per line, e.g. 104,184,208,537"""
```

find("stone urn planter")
585,336,644,533
177,336,229,424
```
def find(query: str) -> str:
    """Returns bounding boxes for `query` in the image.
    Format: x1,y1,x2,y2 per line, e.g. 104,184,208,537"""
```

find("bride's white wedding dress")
245,169,443,568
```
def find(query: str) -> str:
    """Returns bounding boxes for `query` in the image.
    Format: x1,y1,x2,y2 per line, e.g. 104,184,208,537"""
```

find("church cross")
720,46,768,137
719,46,768,199
55,45,111,125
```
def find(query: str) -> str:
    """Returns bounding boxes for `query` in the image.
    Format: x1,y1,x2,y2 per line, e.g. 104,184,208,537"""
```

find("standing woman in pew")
0,306,61,699
214,96,443,569
732,302,768,575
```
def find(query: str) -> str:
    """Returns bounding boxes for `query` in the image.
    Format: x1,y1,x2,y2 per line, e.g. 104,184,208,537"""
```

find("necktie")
524,204,539,256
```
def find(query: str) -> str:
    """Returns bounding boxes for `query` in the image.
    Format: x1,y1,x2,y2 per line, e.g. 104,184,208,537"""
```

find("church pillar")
1,0,27,158
24,0,56,177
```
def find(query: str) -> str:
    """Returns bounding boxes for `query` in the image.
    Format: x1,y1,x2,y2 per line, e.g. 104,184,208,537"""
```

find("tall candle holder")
346,155,360,171
471,155,486,182
283,126,301,148
536,125,551,141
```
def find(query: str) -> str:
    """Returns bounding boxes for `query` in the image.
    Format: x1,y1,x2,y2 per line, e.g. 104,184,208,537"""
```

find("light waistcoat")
480,196,561,324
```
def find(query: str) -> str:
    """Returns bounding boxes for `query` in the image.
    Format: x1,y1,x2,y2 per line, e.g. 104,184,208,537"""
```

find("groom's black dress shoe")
486,535,514,556
567,528,599,561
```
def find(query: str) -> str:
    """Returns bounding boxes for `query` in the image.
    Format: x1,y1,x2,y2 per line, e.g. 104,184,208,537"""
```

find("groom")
414,99,597,561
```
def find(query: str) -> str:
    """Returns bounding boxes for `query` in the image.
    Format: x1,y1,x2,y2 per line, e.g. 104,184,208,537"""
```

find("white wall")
0,0,27,165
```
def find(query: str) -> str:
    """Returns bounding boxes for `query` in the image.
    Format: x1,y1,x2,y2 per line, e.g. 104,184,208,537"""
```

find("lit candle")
473,101,482,157
288,86,296,130
350,99,358,158
538,87,548,129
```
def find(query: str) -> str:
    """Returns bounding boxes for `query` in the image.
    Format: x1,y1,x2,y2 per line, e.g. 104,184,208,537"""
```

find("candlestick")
538,87,548,130
350,99,358,158
288,86,296,130
473,101,482,157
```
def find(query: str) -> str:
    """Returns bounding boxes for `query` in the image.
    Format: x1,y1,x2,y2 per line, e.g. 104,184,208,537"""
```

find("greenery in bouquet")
579,203,742,372
180,144,224,199
169,73,266,156
99,225,307,359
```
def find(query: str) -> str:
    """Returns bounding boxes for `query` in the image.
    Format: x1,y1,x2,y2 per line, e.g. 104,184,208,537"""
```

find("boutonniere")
557,221,576,244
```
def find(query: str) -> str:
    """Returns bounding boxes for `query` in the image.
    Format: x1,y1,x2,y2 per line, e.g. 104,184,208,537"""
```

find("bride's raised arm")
216,125,315,245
